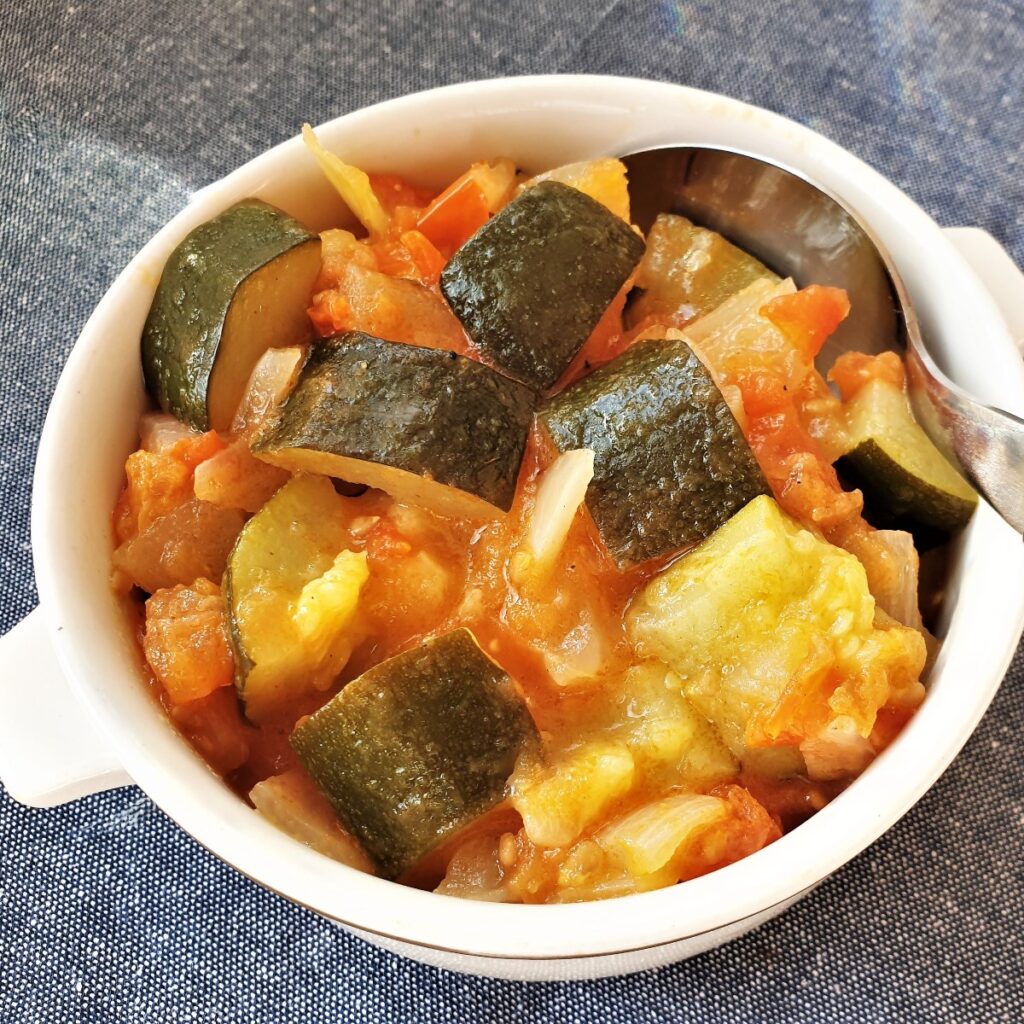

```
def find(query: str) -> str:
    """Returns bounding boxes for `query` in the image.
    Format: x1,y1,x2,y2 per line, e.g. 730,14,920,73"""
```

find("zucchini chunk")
440,180,645,390
838,379,978,533
540,335,769,566
290,628,538,879
253,332,535,520
142,200,320,431
226,474,369,722
626,213,779,329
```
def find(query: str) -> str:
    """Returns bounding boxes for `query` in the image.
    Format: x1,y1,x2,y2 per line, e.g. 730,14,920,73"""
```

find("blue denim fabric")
2,1,1023,1020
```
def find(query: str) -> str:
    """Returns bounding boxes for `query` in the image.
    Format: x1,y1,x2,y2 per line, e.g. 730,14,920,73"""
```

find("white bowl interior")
32,76,1024,961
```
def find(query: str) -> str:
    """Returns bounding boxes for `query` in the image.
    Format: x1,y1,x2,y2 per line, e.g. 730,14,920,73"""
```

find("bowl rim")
31,73,1024,961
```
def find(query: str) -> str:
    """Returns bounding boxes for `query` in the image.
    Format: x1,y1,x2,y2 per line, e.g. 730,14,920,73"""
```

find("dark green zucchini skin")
540,336,770,566
290,628,538,879
440,180,645,390
254,332,536,512
141,199,317,430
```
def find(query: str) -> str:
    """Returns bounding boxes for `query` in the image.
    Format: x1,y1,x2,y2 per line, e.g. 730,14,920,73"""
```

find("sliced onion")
800,716,875,781
250,770,374,873
193,439,289,512
541,611,606,688
870,529,925,631
139,412,197,452
434,835,510,902
301,123,389,237
683,277,795,347
231,345,306,437
596,792,727,876
515,448,594,583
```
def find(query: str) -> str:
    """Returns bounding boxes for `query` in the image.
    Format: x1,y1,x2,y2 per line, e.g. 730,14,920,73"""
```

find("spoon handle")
909,229,1024,533
907,348,1024,532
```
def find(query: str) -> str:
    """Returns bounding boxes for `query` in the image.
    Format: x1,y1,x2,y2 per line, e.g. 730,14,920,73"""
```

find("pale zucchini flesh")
840,379,978,532
142,199,320,431
225,474,367,721
627,213,779,329
253,333,536,519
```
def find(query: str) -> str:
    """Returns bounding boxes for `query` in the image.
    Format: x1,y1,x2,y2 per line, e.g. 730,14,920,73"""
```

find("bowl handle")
0,609,132,807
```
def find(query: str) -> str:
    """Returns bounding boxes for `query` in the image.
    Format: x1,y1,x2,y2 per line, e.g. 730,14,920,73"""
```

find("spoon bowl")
623,145,1024,532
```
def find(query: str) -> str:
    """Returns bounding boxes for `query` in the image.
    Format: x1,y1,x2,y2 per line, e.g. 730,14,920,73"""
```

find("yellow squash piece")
510,662,737,849
627,495,926,774
611,662,737,790
512,740,636,849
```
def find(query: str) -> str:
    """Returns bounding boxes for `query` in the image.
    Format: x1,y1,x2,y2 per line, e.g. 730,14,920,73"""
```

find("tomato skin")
416,175,490,255
702,784,783,869
760,285,850,361
368,173,435,214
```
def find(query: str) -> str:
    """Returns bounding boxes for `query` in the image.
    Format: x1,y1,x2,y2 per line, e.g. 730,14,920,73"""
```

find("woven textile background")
2,1,1023,1021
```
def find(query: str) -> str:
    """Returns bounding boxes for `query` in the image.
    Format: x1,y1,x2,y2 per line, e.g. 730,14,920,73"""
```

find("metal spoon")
623,146,1024,533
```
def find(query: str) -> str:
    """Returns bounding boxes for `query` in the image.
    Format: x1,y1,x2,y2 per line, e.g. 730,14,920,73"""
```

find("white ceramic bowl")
2,75,1023,982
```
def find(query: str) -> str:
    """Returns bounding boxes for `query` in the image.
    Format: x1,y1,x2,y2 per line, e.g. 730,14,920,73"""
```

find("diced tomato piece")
169,429,225,470
398,230,445,286
364,517,414,561
747,639,838,747
389,204,423,234
558,278,633,386
115,430,226,541
829,350,906,402
369,173,434,215
760,285,850,361
170,686,251,775
308,264,469,353
870,704,917,751
731,367,861,532
370,227,445,287
416,175,490,255
143,578,235,706
699,785,782,872
121,450,191,536
113,487,136,545
308,290,353,337
370,242,414,282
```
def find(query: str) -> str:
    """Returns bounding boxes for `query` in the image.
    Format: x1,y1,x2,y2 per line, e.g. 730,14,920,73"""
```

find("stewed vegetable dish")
112,128,977,902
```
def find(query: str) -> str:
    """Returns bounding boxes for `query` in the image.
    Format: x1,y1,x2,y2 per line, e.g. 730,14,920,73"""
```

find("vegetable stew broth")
113,142,974,902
